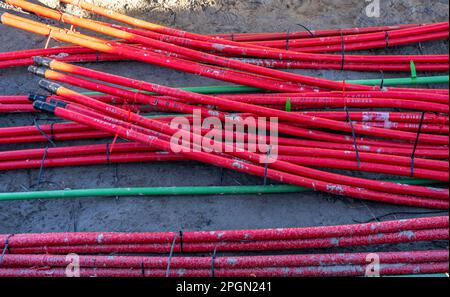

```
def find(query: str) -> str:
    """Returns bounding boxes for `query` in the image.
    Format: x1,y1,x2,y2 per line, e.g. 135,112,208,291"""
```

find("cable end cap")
28,93,48,102
32,101,57,114
33,56,52,67
28,65,46,77
48,98,68,108
39,79,61,94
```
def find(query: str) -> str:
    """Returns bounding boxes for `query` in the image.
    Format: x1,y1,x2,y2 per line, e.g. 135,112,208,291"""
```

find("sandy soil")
0,0,448,254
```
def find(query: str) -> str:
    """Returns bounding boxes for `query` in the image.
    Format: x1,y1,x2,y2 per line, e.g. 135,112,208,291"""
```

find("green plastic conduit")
82,75,449,96
0,179,443,202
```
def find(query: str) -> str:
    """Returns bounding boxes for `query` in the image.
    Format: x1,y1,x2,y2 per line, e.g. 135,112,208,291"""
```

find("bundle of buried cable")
0,0,448,277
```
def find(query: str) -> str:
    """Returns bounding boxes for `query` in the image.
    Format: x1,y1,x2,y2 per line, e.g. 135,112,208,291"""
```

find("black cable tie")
0,234,14,267
211,247,218,277
263,145,272,186
231,34,234,42
105,143,111,164
96,51,100,63
345,107,361,169
385,31,389,49
340,31,345,71
50,122,56,143
296,23,315,37
37,146,49,186
220,168,225,185
179,230,184,253
165,234,178,277
5,235,13,254
114,164,119,188
141,261,145,277
379,70,385,90
285,28,290,51
411,111,426,177
34,118,57,147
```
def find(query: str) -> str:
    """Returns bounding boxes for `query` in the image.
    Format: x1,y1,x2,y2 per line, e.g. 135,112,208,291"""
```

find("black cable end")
28,93,48,102
48,98,68,108
38,79,61,94
33,56,52,67
32,101,57,114
28,65,46,77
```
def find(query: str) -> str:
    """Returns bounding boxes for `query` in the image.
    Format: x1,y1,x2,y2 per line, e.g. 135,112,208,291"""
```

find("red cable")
7,228,449,254
33,88,449,205
210,23,423,41
36,61,448,145
1,250,447,269
2,216,446,245
0,261,447,277
40,84,449,201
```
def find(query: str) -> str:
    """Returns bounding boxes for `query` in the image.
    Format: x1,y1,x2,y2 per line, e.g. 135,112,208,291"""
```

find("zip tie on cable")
379,70,385,90
179,230,184,253
344,106,361,169
33,118,57,147
411,111,425,177
105,142,120,189
220,168,225,185
211,247,218,277
340,31,345,71
342,80,361,169
0,234,14,267
286,23,316,50
263,145,272,186
37,146,49,186
141,261,145,277
113,164,119,189
44,29,54,50
105,143,111,164
50,122,56,143
285,28,290,51
385,31,389,48
110,133,120,154
165,234,178,277
57,10,65,23
296,23,315,37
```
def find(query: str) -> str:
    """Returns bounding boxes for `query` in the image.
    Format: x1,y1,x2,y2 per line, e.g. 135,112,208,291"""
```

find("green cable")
0,179,443,202
385,273,449,278
82,75,449,96
349,75,449,86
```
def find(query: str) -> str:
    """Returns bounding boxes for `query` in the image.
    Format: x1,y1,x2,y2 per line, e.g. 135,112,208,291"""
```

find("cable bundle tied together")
0,0,448,209
0,217,448,277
